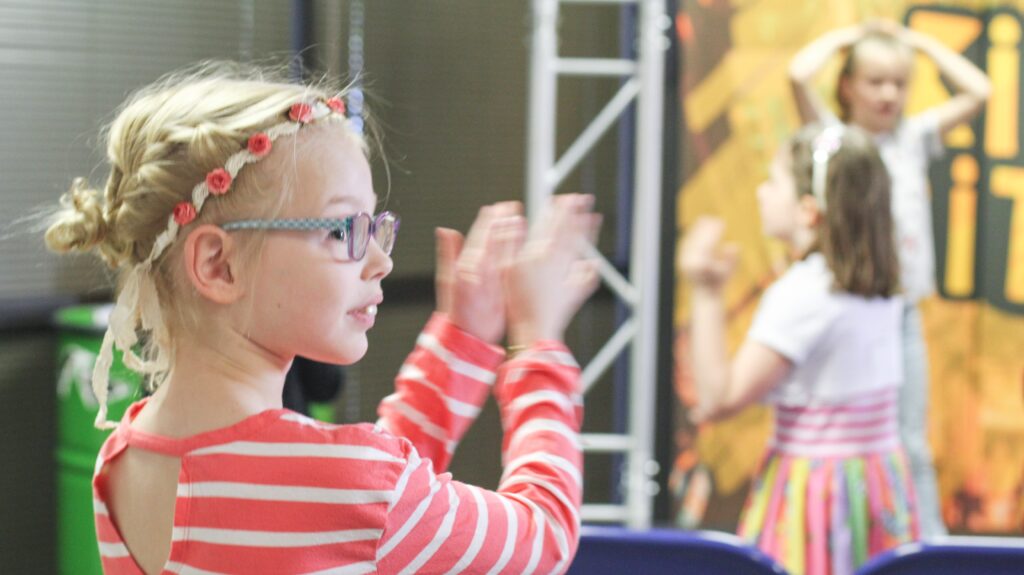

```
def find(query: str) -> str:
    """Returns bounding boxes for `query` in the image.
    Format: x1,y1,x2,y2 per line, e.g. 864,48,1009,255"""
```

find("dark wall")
328,0,626,497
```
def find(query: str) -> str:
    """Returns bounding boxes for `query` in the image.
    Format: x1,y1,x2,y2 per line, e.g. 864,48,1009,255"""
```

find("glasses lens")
349,213,371,260
374,212,399,255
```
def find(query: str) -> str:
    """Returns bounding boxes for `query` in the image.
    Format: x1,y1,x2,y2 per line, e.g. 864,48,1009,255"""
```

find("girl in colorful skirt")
680,124,917,575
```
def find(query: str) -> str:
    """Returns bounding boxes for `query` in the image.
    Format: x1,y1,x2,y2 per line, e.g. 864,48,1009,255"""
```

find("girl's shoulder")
259,411,414,459
767,253,834,300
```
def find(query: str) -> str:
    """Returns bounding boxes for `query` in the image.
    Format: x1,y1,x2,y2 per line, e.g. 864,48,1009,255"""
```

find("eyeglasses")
221,211,400,261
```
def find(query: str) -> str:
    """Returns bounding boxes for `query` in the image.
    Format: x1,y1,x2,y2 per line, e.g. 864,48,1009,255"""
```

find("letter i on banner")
946,155,980,297
907,6,985,299
986,12,1024,306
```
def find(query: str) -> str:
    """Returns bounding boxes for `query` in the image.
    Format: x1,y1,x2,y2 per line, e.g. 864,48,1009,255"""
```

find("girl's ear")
797,194,823,228
838,75,852,107
182,225,244,304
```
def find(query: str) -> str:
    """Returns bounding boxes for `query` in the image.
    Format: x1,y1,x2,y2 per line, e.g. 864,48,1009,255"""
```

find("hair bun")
44,178,110,256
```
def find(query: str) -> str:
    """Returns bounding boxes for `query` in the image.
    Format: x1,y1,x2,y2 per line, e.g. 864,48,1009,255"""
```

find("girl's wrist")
508,321,560,350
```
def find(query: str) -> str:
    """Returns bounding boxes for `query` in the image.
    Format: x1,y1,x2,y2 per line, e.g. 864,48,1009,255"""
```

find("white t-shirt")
747,253,904,406
875,112,945,302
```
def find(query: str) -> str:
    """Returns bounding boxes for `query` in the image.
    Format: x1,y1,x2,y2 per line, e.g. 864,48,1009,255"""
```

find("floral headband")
153,96,348,265
91,95,348,429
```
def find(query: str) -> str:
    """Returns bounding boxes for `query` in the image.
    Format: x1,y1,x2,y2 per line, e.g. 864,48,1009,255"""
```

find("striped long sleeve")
377,313,504,472
376,343,583,574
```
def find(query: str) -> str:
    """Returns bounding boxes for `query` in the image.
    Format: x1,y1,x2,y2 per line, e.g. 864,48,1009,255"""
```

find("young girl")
789,20,992,538
45,64,599,574
681,124,916,575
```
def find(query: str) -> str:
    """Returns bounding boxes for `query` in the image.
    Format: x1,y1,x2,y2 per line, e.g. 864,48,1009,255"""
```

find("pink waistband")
770,388,900,458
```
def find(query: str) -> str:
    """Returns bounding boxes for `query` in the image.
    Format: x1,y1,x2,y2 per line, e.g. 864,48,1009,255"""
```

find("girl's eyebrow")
323,194,379,209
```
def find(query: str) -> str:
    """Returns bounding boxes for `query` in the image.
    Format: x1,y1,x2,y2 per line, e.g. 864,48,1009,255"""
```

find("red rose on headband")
289,102,314,123
206,168,232,195
326,97,346,115
247,133,272,157
173,202,196,226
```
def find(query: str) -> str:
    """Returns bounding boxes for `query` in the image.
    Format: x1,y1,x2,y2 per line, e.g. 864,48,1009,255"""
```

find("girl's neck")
788,225,817,260
133,325,291,438
851,117,898,137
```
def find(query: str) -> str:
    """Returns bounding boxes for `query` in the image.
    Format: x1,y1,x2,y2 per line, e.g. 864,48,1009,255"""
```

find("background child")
681,124,915,575
45,64,599,574
788,20,991,538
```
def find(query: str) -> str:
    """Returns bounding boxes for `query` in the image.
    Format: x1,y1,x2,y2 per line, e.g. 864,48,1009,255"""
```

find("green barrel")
55,304,141,575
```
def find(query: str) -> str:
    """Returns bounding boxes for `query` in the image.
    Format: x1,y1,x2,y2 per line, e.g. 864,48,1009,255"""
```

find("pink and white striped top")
770,387,901,458
93,314,583,574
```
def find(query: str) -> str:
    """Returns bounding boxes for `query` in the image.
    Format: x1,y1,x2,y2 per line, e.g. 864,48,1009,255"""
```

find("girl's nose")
881,83,900,101
361,239,394,281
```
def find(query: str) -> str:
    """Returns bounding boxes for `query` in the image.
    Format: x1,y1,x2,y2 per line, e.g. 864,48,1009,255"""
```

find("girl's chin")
307,341,367,367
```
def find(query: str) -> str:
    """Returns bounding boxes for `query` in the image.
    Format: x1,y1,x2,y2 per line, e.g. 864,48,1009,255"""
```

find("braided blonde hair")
45,62,366,427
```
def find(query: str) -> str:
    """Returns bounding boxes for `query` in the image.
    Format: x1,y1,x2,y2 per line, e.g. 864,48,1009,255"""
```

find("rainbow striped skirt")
738,388,919,575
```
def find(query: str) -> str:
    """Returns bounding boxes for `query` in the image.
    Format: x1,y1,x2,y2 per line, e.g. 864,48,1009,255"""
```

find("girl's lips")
349,304,378,328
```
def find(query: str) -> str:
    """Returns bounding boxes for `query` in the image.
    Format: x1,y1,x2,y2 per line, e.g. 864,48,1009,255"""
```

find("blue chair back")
566,526,789,574
854,536,1024,575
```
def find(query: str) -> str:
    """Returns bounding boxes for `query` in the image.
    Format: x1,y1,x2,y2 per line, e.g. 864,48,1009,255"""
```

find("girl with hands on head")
681,124,916,575
789,19,991,137
46,62,600,575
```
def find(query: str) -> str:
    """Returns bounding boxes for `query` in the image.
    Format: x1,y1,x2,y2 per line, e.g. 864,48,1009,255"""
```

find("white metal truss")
526,0,669,528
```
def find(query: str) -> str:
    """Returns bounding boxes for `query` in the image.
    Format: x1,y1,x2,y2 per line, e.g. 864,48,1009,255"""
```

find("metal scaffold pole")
525,0,669,528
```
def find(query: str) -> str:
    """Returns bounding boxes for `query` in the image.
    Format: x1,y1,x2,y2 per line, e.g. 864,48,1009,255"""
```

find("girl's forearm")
910,31,991,100
789,26,863,83
689,286,731,420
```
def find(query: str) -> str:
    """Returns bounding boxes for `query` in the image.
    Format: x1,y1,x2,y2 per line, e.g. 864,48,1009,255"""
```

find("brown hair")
836,30,913,122
790,124,900,297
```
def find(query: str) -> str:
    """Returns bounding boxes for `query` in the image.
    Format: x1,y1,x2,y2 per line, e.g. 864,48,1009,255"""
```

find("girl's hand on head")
679,217,739,291
864,19,913,43
435,202,523,344
501,194,601,348
825,24,868,48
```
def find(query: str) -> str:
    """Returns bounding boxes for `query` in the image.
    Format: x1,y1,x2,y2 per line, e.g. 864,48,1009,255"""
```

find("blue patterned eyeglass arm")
221,218,349,238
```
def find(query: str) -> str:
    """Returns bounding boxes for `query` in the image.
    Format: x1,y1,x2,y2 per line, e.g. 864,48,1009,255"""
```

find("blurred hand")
678,217,739,291
864,18,902,36
824,23,868,48
436,202,522,344
501,194,601,347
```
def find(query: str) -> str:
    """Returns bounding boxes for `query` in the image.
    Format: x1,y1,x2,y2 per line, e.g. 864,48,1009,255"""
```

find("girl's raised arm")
680,218,792,422
895,24,991,137
378,202,523,470
789,25,865,125
376,195,599,574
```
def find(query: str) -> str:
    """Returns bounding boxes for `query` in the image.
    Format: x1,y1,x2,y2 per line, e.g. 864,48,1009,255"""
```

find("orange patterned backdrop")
672,0,1024,535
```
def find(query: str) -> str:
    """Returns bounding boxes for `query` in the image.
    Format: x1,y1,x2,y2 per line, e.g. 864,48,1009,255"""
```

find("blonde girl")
46,63,599,575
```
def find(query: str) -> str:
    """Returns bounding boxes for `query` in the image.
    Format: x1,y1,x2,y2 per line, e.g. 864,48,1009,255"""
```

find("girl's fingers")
436,228,464,275
462,205,494,257
568,259,601,304
491,201,524,218
717,243,741,277
494,215,527,271
435,227,464,313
